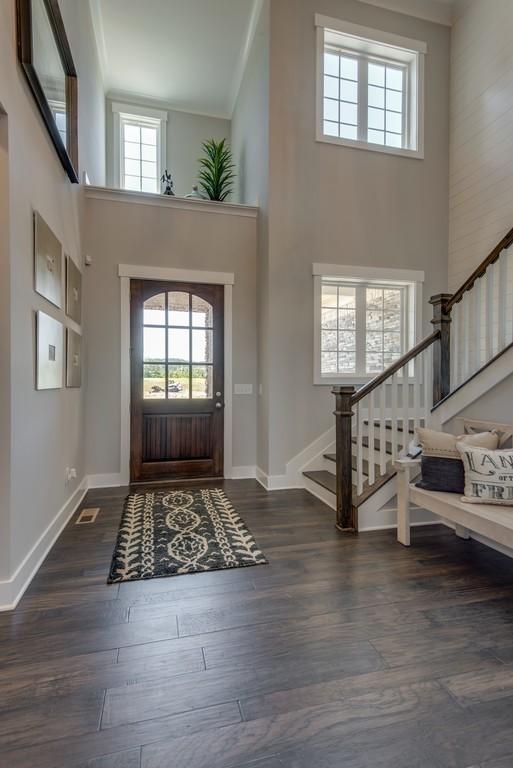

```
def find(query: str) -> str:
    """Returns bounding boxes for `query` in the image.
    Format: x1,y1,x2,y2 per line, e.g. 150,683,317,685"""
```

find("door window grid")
143,292,214,400
121,117,160,194
320,282,406,377
323,49,407,149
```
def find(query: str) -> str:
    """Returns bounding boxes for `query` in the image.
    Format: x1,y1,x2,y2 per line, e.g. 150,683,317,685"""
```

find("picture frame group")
34,211,83,390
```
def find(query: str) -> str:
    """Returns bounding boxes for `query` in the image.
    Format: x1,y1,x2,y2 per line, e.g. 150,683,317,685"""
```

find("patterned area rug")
107,488,267,584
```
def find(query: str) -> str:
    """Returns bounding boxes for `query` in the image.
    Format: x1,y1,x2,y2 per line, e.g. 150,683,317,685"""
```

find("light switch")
234,384,253,395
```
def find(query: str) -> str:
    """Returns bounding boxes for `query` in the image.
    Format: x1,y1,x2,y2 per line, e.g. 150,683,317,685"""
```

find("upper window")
313,265,423,383
112,102,167,194
315,15,426,158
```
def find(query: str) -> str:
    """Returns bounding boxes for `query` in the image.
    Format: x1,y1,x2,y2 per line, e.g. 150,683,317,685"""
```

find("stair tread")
324,453,393,475
303,467,396,506
363,419,418,435
352,436,394,455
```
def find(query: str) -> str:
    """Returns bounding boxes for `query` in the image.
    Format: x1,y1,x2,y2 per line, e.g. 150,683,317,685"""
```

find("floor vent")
76,507,100,525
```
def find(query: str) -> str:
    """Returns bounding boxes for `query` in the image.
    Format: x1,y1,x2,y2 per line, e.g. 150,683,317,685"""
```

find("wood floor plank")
4,481,513,768
140,682,458,768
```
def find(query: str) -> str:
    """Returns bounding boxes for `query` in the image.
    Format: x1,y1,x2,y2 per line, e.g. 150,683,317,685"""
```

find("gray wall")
0,108,11,578
0,0,104,581
262,0,450,475
105,96,231,198
231,0,271,472
83,196,258,477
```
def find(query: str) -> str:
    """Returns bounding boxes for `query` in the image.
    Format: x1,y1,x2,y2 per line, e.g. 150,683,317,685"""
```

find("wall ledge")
83,185,259,218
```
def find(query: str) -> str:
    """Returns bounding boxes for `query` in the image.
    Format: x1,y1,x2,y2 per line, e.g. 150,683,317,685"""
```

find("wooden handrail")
445,226,513,312
351,330,440,405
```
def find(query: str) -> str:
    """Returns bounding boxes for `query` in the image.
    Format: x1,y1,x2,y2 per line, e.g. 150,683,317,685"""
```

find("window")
48,99,67,147
313,265,424,383
143,291,214,400
316,15,426,158
112,102,167,194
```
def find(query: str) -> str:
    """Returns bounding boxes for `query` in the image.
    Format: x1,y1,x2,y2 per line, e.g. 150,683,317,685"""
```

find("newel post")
430,293,452,405
332,386,356,533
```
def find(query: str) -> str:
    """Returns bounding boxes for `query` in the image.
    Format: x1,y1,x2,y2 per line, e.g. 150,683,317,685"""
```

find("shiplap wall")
449,0,513,291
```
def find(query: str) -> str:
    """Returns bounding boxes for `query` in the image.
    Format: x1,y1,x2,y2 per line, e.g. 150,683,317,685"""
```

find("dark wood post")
332,386,356,533
430,293,452,405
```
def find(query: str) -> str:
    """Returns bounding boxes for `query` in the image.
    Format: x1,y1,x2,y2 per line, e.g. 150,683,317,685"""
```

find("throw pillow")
415,427,499,494
456,443,513,505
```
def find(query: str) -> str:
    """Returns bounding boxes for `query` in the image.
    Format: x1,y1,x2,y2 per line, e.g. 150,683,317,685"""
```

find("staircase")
304,226,513,533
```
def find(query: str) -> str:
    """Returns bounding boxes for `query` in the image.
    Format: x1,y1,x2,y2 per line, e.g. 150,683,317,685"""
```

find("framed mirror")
16,0,79,183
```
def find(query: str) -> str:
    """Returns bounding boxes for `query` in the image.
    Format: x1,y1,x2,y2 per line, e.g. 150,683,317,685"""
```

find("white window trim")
112,102,168,192
313,263,424,386
315,15,425,160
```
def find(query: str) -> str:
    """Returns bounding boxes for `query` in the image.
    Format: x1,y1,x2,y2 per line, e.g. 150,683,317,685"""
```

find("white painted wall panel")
449,0,513,290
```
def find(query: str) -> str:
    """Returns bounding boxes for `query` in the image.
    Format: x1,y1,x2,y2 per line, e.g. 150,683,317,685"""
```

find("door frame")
118,264,235,485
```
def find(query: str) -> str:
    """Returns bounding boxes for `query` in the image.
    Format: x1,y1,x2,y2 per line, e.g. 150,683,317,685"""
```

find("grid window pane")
124,124,140,142
141,177,158,193
324,52,339,76
144,293,166,325
368,129,384,145
324,98,339,122
124,142,141,160
192,366,213,399
386,67,403,91
386,111,402,134
322,351,338,373
192,329,213,363
324,75,339,99
368,85,385,109
144,327,165,362
339,331,355,351
340,102,358,124
141,127,157,145
322,307,338,329
338,352,356,372
142,144,157,162
168,365,189,398
368,63,385,86
142,160,157,178
340,124,358,140
168,328,190,363
368,107,385,130
324,121,339,137
124,175,141,191
125,158,140,176
386,89,402,112
386,132,402,148
340,80,358,103
322,330,338,351
340,56,358,80
144,364,166,399
322,285,338,307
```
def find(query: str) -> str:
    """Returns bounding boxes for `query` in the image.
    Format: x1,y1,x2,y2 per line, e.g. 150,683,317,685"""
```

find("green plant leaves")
198,138,236,202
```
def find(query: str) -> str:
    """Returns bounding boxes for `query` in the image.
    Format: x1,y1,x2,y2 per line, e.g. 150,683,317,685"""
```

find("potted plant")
198,139,236,202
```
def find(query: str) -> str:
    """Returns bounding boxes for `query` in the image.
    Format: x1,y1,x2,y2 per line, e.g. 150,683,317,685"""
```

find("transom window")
112,102,167,194
316,15,425,158
143,291,214,400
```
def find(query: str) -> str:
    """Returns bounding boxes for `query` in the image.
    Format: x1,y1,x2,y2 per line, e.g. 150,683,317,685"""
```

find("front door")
130,280,224,482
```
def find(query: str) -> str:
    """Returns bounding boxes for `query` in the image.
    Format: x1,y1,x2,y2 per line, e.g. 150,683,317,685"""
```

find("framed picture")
36,311,63,390
66,328,82,388
16,0,78,183
34,211,62,308
66,256,82,324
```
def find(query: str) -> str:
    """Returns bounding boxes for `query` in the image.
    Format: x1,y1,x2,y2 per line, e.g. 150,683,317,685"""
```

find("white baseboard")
256,467,298,491
87,473,125,489
0,480,88,611
229,466,256,479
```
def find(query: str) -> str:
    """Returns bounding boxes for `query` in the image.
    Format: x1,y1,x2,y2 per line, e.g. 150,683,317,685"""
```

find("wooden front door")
130,280,224,482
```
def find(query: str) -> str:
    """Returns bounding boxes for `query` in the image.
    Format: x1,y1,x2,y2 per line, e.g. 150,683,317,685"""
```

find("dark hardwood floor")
3,480,513,766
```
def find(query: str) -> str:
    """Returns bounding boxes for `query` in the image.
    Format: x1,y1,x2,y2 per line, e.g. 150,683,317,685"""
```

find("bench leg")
454,524,470,540
396,467,411,547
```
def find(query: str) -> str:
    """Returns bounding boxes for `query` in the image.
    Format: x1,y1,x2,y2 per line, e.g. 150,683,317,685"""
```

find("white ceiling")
89,0,259,119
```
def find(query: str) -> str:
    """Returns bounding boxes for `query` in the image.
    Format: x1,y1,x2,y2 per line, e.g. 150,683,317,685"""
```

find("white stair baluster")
499,250,508,353
413,355,421,432
379,384,386,476
402,363,409,451
390,372,398,461
356,400,363,496
486,266,494,361
368,390,375,486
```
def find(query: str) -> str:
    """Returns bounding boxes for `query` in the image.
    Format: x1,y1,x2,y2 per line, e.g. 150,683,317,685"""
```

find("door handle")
216,391,222,397
215,402,223,409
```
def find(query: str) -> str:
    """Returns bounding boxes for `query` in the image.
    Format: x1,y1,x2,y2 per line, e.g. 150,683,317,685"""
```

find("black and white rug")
107,488,267,584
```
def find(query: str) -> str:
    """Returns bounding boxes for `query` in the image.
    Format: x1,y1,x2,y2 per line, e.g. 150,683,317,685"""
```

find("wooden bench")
395,418,513,548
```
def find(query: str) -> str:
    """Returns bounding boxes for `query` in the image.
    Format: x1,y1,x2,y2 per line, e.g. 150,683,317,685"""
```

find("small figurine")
161,170,175,196
185,184,206,200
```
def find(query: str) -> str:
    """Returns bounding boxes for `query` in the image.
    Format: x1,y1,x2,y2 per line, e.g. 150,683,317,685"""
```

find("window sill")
316,134,424,160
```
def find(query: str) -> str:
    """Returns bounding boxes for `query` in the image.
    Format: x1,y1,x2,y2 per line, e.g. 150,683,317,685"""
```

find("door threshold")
130,476,225,488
